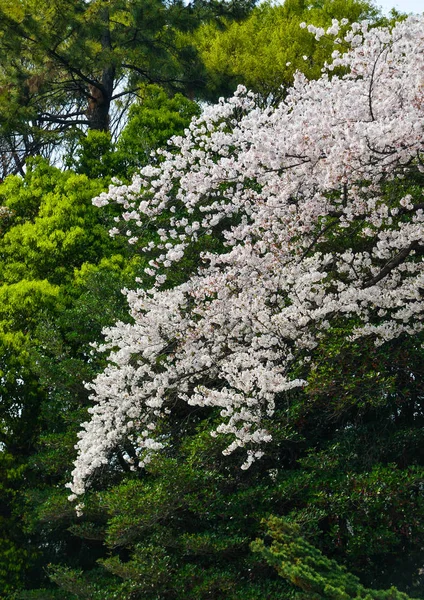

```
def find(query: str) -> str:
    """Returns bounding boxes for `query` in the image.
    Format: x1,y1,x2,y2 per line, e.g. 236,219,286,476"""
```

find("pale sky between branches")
375,0,423,14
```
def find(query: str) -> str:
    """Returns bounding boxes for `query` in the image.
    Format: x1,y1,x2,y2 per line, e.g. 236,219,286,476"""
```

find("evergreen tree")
252,517,414,600
191,0,381,102
0,0,253,177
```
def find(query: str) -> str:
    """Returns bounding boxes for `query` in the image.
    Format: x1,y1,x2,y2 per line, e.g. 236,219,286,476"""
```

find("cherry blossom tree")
68,15,424,505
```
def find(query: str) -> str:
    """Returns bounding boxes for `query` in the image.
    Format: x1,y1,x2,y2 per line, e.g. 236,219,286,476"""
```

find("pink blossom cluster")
68,16,424,502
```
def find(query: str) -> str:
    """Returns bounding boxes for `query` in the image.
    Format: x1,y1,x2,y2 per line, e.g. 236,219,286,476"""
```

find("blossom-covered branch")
68,16,424,503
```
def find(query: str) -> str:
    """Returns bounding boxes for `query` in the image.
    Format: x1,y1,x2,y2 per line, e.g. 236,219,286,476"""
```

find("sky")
375,0,423,14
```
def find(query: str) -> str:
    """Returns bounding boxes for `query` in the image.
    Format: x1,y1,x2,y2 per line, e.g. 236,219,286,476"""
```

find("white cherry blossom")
68,16,424,501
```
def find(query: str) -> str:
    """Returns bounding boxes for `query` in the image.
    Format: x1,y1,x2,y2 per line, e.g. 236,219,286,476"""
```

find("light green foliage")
117,85,200,172
0,159,109,285
192,0,380,101
69,131,128,181
71,85,200,179
0,159,110,437
252,517,414,600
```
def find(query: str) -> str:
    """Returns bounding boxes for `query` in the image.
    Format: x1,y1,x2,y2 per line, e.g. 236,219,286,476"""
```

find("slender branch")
38,116,89,126
121,63,205,87
362,241,420,288
111,87,142,101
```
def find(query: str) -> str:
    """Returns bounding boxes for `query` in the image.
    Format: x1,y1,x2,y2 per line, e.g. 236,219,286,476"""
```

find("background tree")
70,84,200,180
0,0,253,178
190,0,381,102
0,89,200,597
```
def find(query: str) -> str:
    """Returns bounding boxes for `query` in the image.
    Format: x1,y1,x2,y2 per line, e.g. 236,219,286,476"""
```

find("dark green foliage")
0,0,252,177
1,4,423,600
252,517,414,600
0,451,28,596
46,425,294,599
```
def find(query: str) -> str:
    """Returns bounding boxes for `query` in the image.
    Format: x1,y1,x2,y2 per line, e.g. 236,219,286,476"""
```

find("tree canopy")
1,3,423,599
0,0,252,178
62,14,424,599
190,0,381,102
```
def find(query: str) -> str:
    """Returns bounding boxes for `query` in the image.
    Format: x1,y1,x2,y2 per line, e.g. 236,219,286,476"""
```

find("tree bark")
86,7,115,132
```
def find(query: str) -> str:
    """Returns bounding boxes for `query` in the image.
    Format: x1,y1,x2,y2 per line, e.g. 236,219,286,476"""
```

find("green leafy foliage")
0,451,28,596
0,159,109,283
191,0,380,101
48,424,293,599
117,85,200,173
252,517,414,600
1,6,423,600
0,0,252,177
71,85,200,180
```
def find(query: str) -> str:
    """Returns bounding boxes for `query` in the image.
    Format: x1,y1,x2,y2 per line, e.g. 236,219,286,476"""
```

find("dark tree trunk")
86,76,113,131
86,7,115,132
